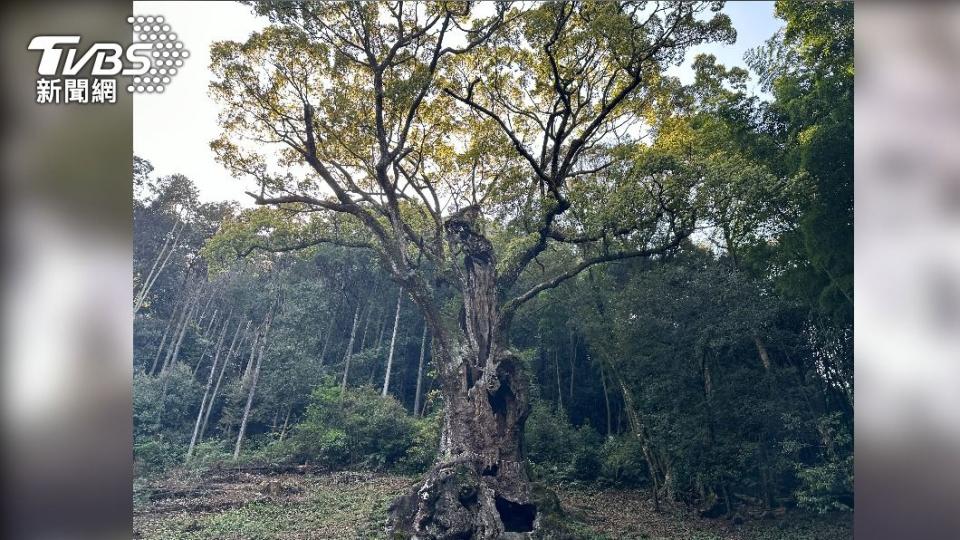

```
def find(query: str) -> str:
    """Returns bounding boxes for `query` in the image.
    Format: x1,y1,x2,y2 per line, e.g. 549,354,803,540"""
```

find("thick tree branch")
237,236,376,258
444,86,550,184
500,230,691,321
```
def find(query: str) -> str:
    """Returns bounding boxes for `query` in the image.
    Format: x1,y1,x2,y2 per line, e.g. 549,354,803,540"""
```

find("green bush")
524,402,659,487
598,436,648,486
792,412,854,513
256,437,301,466
290,382,421,469
795,455,853,513
525,402,576,468
187,440,234,471
134,366,203,442
134,437,180,477
399,412,441,473
525,402,603,483
570,442,602,481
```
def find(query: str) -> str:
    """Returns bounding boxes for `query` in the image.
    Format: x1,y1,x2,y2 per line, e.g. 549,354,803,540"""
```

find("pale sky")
133,1,783,207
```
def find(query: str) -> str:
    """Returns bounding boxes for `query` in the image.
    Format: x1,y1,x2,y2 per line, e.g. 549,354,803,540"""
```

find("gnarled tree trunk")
389,209,538,539
389,328,535,538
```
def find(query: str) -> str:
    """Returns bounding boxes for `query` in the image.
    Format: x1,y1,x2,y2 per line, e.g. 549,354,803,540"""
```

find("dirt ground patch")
134,470,412,539
557,486,851,540
134,471,851,539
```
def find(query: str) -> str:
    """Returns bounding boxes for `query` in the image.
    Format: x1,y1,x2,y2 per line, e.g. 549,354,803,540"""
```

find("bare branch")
501,229,691,320
237,236,375,258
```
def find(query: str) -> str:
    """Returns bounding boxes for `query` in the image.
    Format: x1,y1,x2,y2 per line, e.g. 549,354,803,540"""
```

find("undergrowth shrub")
290,381,428,470
186,440,233,471
525,402,605,483
525,401,659,487
598,436,648,486
134,366,203,440
134,436,181,477
786,412,854,513
398,411,441,473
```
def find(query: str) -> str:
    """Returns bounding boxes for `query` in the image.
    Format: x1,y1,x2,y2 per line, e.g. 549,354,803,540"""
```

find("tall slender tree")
340,302,361,395
235,308,276,459
381,288,404,397
413,324,429,417
187,316,231,459
200,319,249,443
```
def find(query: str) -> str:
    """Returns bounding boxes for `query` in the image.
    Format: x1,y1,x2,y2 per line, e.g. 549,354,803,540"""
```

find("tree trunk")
389,331,536,538
381,288,404,397
568,332,577,402
200,320,248,442
193,288,219,337
389,210,536,538
160,291,197,374
753,334,771,371
134,217,183,313
155,289,203,424
203,308,220,337
600,362,612,438
359,303,374,351
192,350,208,377
186,317,230,459
340,303,361,395
149,301,179,375
700,352,730,516
192,311,231,376
554,349,563,413
234,313,274,460
279,406,291,443
231,329,261,437
242,328,260,382
619,378,665,512
367,310,388,385
751,335,776,507
166,282,207,373
157,291,201,418
318,305,337,366
413,324,428,417
375,311,387,352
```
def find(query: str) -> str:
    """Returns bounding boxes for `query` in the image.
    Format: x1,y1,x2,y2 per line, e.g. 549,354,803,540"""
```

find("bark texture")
388,207,539,539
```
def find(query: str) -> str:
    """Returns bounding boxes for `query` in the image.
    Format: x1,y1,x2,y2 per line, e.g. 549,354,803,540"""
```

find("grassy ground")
133,470,851,539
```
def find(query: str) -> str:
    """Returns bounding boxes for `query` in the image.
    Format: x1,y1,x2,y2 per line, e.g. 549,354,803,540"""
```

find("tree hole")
495,496,536,533
489,379,511,416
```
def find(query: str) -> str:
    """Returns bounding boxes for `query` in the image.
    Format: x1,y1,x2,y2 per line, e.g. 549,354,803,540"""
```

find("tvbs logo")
28,36,153,77
28,15,188,104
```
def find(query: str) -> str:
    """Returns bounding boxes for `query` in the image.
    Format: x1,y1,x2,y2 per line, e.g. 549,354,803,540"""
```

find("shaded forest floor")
133,469,851,539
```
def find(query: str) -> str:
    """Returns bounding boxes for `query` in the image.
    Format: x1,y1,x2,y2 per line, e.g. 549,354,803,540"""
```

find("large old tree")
211,1,733,536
